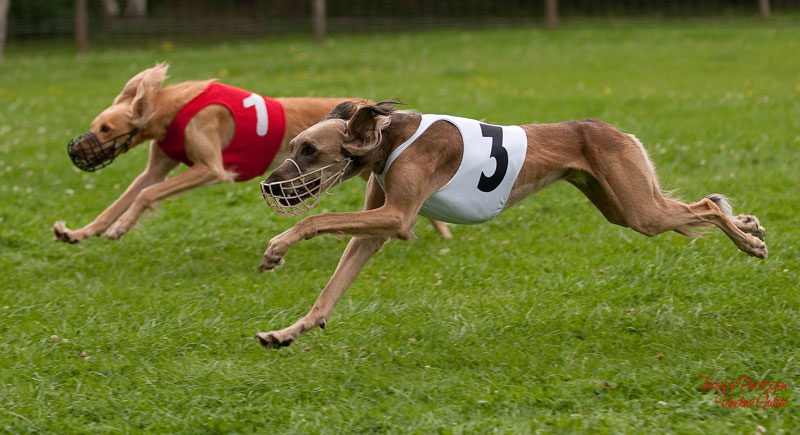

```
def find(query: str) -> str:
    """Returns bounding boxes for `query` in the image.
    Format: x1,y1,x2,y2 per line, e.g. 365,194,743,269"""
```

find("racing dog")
255,100,767,349
53,65,451,242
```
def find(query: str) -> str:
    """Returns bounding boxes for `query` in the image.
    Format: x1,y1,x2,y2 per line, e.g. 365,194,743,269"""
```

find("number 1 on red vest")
243,93,268,136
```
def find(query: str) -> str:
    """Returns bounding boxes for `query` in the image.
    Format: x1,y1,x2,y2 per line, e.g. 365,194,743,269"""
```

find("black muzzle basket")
67,128,139,172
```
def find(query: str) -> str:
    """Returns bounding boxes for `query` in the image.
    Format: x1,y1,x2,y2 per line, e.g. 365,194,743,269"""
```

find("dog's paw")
739,235,768,259
259,238,288,271
104,223,126,240
734,214,765,241
52,221,83,244
258,254,284,272
255,331,295,350
104,230,122,240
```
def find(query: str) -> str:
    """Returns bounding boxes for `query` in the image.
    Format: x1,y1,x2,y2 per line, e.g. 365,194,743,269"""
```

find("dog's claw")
260,238,289,272
104,224,126,240
726,214,766,258
749,241,768,259
255,332,294,350
734,214,765,242
52,221,82,244
737,236,767,259
258,256,284,272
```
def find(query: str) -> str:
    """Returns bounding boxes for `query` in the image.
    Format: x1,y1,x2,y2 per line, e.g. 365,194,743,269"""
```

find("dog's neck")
359,112,421,175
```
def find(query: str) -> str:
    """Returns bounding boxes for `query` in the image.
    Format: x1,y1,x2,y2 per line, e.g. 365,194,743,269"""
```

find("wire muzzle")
260,158,352,217
67,128,139,172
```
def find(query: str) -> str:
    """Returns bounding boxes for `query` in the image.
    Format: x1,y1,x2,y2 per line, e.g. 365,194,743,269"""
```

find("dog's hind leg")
566,169,628,227
574,124,766,258
429,219,453,239
256,174,389,350
706,193,766,241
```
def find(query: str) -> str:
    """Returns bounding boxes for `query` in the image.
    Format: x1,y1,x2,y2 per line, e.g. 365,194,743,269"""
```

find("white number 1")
243,93,268,136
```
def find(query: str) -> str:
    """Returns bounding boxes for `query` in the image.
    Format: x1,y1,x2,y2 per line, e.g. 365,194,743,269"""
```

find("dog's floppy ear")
322,99,368,122
343,100,400,156
123,63,169,127
322,101,355,121
113,62,169,105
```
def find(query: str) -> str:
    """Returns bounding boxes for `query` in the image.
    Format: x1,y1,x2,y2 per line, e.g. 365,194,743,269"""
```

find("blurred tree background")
3,0,797,43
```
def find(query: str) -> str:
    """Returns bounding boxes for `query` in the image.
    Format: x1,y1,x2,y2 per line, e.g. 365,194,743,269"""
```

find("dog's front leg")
257,174,391,349
259,169,425,271
104,164,229,239
259,206,412,271
53,143,178,243
256,235,387,349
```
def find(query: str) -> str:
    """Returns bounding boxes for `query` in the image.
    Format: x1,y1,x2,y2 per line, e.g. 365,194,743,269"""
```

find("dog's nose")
264,172,281,185
265,182,283,197
264,164,291,184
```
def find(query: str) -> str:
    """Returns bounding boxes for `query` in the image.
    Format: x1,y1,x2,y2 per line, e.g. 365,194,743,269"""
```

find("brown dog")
254,100,767,349
53,66,451,243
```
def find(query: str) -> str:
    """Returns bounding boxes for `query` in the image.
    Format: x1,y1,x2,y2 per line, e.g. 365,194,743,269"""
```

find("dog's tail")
706,193,733,216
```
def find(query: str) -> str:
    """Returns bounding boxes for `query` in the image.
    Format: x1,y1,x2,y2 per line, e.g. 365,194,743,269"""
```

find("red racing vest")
157,82,286,182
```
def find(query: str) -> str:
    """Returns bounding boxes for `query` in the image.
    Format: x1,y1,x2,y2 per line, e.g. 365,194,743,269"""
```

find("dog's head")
67,63,168,171
260,99,400,215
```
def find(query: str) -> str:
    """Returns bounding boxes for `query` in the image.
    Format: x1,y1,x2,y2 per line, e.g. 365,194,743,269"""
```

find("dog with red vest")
54,63,451,243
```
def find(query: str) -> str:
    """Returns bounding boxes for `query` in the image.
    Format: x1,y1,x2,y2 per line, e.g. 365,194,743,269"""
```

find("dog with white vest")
255,99,767,349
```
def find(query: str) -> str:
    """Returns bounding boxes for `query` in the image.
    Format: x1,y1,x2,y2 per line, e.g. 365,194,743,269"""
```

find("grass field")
1,18,799,433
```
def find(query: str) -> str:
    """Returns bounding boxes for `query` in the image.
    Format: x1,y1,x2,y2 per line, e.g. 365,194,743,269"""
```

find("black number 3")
477,123,508,193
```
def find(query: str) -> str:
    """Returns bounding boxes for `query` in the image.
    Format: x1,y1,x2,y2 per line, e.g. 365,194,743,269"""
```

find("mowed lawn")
1,19,798,433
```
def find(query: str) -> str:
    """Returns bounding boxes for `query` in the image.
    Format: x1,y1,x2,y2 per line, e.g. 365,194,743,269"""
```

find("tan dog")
53,66,451,243
254,100,767,349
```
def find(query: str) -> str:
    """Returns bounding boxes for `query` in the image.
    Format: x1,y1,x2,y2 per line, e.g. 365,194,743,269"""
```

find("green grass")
1,18,799,433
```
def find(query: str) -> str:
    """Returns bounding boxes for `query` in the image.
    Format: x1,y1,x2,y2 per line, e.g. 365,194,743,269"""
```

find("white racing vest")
376,114,528,224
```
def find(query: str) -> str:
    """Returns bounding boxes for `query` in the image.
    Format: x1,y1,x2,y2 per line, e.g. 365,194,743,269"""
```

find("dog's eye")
301,145,316,156
100,125,110,133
